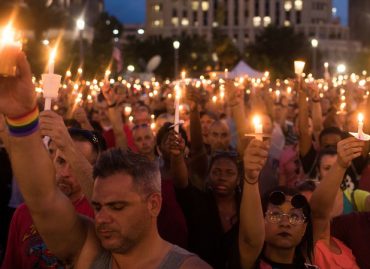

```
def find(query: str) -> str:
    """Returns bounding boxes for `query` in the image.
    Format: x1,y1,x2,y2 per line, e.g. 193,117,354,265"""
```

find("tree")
245,26,310,78
23,0,67,41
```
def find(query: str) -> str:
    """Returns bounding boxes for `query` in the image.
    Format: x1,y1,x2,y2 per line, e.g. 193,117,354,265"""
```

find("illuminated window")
201,1,209,11
154,4,161,11
284,1,292,11
294,0,303,11
253,16,261,27
153,20,163,27
192,1,199,10
263,16,271,26
181,18,190,26
172,17,179,26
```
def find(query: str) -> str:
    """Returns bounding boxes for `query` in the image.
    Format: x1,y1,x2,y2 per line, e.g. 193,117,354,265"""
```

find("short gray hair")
93,149,161,196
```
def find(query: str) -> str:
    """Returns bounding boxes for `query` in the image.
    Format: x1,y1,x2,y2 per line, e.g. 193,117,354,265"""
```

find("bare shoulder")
73,216,103,269
180,256,213,269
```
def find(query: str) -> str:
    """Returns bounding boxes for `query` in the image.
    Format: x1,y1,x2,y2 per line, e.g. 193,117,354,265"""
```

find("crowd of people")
0,51,369,269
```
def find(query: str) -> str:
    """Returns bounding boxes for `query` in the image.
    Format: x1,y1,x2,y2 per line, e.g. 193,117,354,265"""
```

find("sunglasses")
269,191,307,209
68,128,102,153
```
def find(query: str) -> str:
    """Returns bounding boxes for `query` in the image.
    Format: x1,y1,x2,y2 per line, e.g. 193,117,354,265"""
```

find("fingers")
16,52,32,81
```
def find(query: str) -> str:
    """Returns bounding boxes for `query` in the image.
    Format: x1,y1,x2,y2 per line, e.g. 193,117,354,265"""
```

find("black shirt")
175,185,241,269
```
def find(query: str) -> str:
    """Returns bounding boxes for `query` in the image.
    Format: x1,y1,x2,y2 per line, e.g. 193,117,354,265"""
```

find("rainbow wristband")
6,106,40,137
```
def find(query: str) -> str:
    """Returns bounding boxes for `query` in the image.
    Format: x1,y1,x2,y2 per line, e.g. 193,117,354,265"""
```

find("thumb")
16,52,32,81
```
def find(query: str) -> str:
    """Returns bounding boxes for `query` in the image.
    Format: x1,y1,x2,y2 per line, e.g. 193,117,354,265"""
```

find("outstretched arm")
40,110,94,200
0,53,89,262
102,83,127,149
310,137,364,242
239,139,269,269
168,130,189,189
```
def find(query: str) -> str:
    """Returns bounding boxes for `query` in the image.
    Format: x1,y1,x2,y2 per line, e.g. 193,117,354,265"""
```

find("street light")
311,38,318,77
76,17,85,67
337,64,346,74
173,40,180,79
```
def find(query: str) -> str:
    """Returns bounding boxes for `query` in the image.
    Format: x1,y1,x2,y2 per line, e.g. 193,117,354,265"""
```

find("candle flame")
181,71,186,80
253,115,261,126
1,23,15,45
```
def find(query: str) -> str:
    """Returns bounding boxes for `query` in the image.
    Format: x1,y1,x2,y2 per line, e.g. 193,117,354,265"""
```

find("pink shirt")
314,237,360,269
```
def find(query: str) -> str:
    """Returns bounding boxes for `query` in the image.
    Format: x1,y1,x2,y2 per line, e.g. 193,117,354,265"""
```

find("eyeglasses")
132,123,150,130
269,191,307,209
265,210,307,225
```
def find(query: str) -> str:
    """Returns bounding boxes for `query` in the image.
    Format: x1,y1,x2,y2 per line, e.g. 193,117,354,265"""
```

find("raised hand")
337,137,365,168
243,139,269,183
0,52,36,117
166,130,185,157
39,110,73,151
184,84,201,111
101,82,117,106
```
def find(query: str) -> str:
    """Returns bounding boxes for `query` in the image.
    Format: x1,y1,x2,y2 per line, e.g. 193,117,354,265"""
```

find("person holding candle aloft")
0,51,210,269
239,138,316,269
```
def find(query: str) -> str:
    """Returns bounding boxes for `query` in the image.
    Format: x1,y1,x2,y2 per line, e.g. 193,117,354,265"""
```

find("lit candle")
275,90,280,102
358,113,364,138
66,70,72,77
104,69,111,82
48,47,57,74
253,115,263,141
124,106,132,117
224,68,229,79
0,23,22,77
174,84,181,133
294,61,305,77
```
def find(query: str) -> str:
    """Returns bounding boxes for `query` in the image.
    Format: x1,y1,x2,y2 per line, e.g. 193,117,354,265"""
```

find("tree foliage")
245,26,310,78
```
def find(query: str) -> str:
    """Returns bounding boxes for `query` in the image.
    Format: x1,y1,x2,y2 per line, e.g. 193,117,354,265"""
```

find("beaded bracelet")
6,106,40,137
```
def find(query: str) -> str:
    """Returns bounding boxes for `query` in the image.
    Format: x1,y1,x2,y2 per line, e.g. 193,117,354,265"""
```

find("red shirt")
102,125,137,151
1,197,94,269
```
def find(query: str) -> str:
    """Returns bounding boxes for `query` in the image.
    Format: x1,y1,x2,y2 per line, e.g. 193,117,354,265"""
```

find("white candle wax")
253,116,263,141
358,113,364,138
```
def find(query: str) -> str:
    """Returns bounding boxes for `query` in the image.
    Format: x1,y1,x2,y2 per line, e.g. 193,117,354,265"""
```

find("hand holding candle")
253,115,263,141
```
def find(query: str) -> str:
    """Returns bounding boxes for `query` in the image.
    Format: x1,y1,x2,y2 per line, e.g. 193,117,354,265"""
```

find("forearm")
239,182,265,267
298,90,312,155
310,162,346,219
79,120,94,131
311,102,323,133
171,154,189,189
9,131,56,209
107,107,127,149
62,146,94,200
189,107,204,152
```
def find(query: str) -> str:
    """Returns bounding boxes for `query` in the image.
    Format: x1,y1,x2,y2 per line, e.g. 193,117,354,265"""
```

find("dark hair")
296,180,317,193
200,111,218,121
68,128,106,156
262,186,314,265
319,127,344,145
316,146,337,169
93,148,161,196
209,151,243,182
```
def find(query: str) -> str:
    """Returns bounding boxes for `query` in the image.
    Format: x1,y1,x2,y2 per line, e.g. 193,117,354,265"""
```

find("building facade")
145,0,360,62
349,0,370,46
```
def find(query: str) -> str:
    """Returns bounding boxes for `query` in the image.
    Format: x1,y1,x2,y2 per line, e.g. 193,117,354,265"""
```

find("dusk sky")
105,0,348,25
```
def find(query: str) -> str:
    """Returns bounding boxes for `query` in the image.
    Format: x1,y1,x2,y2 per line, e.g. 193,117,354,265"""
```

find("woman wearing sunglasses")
239,139,317,269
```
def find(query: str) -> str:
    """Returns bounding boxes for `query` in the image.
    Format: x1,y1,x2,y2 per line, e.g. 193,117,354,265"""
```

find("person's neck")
214,193,235,206
145,152,156,162
70,192,84,204
111,227,170,269
264,245,296,264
